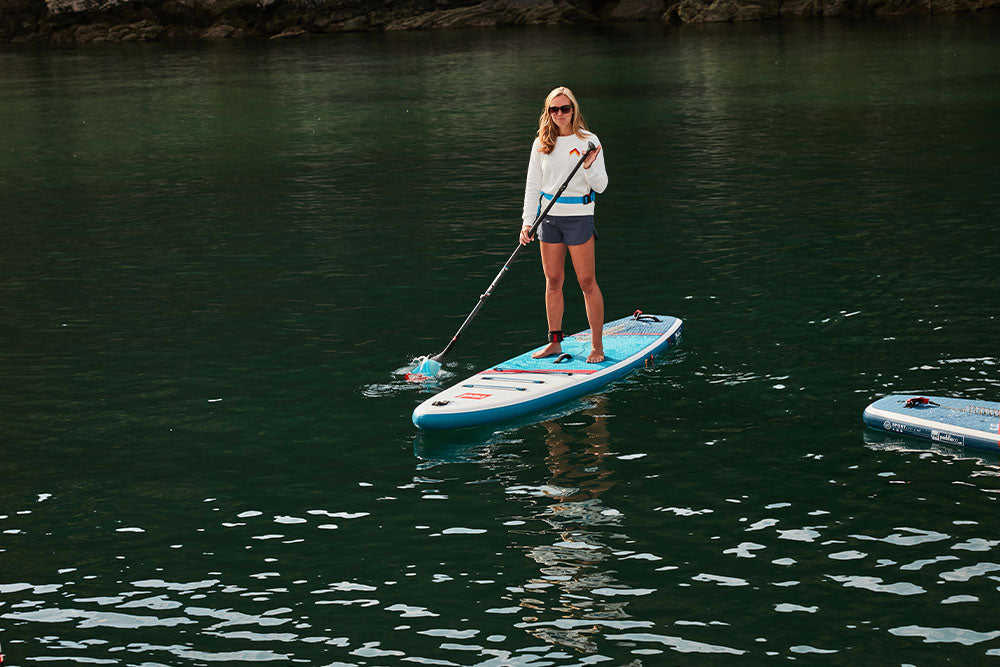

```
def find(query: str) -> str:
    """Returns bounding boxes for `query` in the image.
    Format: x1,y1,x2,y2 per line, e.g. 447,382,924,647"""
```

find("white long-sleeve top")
521,131,608,227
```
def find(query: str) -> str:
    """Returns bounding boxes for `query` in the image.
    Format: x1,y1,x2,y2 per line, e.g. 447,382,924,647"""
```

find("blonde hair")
536,86,589,154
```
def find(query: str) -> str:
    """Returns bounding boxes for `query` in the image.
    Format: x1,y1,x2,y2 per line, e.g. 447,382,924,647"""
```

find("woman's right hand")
583,144,601,169
519,226,534,245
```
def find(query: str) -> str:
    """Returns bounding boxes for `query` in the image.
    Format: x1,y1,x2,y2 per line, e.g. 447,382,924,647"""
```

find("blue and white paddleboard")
863,394,1000,454
412,312,683,431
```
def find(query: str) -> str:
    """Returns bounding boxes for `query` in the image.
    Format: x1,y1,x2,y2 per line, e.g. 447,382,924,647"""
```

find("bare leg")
532,241,567,358
568,237,604,363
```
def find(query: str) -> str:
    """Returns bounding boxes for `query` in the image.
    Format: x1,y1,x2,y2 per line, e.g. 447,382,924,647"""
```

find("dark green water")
2,15,1000,664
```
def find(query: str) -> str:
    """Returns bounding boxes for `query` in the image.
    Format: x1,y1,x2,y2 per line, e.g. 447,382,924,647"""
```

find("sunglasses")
548,104,573,115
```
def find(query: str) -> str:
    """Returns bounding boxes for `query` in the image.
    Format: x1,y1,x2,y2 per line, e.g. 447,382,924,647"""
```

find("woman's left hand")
583,145,601,169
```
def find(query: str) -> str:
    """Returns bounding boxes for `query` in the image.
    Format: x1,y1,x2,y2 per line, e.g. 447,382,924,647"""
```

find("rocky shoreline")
1,0,997,43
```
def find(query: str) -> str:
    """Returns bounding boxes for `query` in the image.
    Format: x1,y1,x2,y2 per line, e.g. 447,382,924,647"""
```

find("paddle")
406,141,597,381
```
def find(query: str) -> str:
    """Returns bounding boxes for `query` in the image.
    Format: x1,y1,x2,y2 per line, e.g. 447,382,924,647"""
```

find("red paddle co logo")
456,392,491,400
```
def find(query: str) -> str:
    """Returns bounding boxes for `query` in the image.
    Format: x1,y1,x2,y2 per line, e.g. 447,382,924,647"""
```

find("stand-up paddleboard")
863,394,1000,454
412,312,682,431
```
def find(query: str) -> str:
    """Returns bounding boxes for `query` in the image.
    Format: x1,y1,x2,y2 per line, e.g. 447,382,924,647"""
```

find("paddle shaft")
430,142,596,363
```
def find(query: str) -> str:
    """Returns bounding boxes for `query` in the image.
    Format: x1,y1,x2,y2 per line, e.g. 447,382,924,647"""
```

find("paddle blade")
405,356,442,382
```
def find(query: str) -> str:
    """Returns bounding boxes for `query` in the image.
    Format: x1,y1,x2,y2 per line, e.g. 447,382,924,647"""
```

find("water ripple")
606,632,745,655
889,625,1000,645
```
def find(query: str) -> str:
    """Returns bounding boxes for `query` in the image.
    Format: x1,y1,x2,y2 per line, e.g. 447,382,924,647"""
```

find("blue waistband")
541,190,597,205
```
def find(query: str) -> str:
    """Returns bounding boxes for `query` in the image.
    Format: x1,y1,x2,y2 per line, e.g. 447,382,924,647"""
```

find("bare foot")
532,342,562,359
587,348,605,363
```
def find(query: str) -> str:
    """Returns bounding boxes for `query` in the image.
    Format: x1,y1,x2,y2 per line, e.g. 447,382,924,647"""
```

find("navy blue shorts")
537,215,597,245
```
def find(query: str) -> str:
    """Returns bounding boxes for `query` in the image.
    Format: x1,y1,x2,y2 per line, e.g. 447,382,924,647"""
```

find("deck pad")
491,318,670,374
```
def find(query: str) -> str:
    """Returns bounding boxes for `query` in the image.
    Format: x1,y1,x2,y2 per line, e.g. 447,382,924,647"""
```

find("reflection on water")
863,430,1000,466
509,398,629,654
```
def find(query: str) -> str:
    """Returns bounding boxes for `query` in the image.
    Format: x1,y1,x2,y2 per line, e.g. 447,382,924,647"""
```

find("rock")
669,0,782,22
73,22,111,41
0,0,45,40
1,0,997,42
777,0,823,17
201,22,244,37
939,0,996,9
607,0,667,21
270,25,308,37
384,0,597,30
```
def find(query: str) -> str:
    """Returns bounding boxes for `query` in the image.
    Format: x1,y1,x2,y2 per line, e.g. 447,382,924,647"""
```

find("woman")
520,86,608,363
